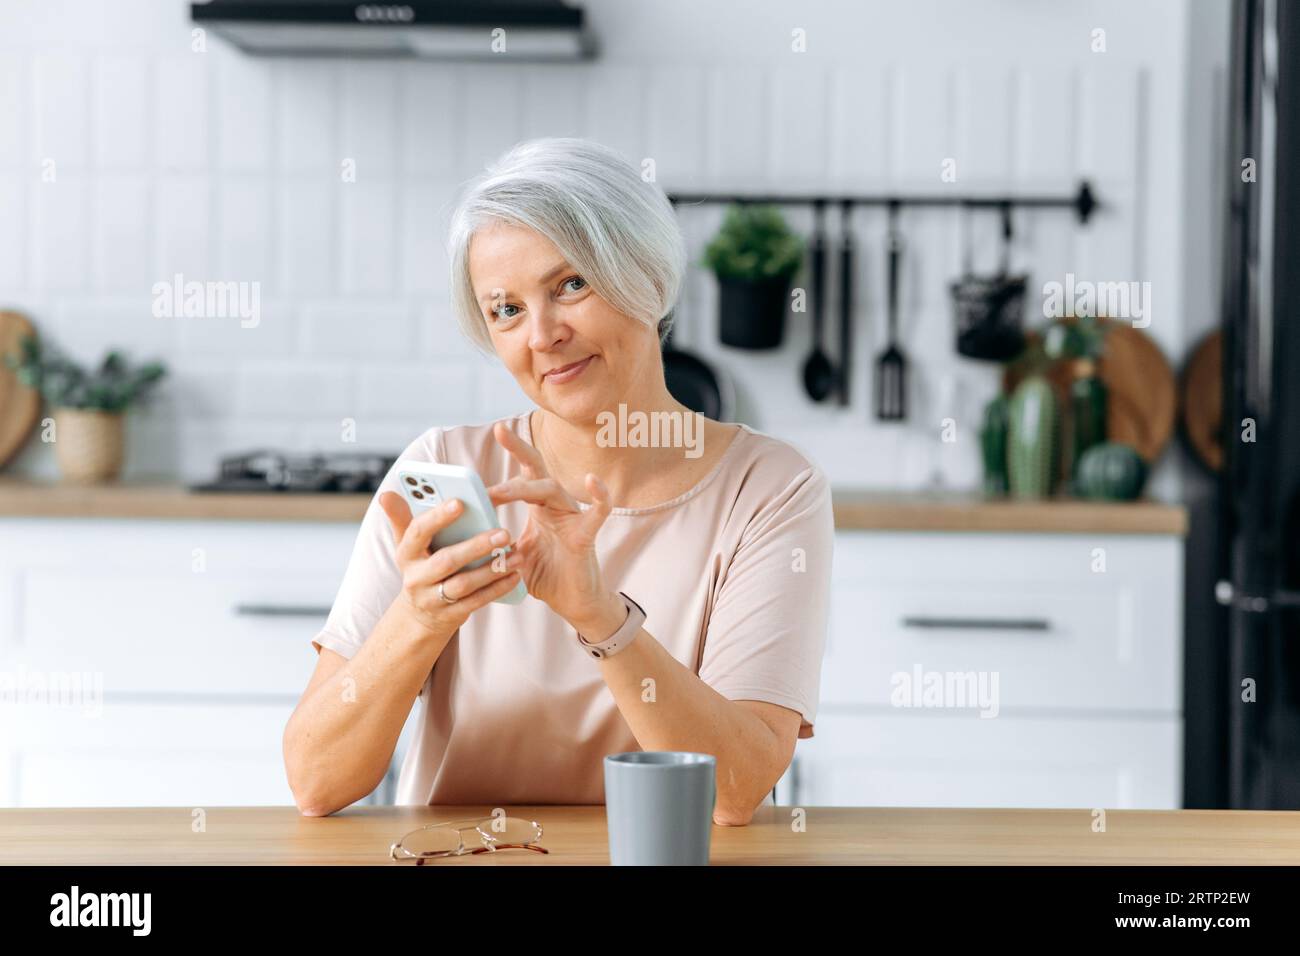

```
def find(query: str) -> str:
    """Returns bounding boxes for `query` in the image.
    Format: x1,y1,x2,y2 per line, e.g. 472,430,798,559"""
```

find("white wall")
0,0,1223,493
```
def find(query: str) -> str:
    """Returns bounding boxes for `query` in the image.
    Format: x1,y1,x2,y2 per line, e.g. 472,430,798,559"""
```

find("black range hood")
191,0,596,60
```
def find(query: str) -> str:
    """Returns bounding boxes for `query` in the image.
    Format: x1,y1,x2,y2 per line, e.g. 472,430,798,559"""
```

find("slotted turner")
874,204,907,421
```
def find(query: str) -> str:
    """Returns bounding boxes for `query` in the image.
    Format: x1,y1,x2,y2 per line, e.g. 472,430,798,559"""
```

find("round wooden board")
1180,329,1222,471
1003,318,1177,464
0,311,41,470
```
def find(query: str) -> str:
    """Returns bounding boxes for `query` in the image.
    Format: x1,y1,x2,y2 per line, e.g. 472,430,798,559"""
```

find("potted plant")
702,204,805,349
6,336,166,484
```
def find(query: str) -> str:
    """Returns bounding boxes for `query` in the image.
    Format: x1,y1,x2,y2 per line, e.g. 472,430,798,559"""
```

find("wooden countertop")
0,479,1188,534
0,805,1293,865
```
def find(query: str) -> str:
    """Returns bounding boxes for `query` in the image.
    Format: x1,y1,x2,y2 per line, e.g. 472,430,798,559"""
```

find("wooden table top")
2,804,1296,865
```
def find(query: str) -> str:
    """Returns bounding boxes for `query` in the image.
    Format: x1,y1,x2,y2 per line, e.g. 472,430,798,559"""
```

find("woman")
283,138,834,826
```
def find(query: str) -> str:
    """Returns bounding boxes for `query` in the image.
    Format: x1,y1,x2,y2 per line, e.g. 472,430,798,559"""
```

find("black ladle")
802,201,835,402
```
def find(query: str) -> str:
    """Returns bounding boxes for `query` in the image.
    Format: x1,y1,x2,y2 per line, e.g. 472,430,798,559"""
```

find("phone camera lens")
404,476,416,486
421,485,435,495
411,490,424,499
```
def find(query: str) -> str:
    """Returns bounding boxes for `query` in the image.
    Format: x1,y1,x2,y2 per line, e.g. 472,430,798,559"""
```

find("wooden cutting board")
0,311,41,470
1180,329,1223,471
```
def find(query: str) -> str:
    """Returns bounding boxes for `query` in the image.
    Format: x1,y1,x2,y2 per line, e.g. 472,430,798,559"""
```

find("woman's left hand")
486,422,621,632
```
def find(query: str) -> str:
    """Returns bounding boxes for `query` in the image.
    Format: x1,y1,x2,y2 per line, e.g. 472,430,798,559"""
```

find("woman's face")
468,222,659,423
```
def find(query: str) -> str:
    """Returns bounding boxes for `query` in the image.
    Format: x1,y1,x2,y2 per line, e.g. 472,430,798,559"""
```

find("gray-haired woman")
283,138,834,825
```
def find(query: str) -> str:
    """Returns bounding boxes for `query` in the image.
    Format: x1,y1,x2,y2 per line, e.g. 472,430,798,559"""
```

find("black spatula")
874,203,907,421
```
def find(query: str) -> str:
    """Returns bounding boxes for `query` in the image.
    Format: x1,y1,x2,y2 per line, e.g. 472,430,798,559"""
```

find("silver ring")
437,582,456,605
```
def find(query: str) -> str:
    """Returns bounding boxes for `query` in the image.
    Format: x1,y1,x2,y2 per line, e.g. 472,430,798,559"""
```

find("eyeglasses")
389,816,548,864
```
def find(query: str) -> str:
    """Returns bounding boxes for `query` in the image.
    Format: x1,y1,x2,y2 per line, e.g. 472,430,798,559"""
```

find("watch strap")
576,592,645,659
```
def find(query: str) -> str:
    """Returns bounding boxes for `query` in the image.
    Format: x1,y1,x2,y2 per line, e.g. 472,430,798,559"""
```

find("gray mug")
604,751,716,866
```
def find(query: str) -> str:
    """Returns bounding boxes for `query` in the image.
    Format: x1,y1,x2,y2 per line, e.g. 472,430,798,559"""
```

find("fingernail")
490,529,509,545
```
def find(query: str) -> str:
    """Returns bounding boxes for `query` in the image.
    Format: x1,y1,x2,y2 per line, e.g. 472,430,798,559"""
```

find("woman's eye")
561,276,587,294
492,303,520,321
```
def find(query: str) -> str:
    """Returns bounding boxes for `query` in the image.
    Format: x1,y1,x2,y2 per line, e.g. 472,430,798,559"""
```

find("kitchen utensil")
0,311,42,470
662,323,734,421
874,203,907,421
1180,329,1223,471
951,203,1027,361
801,201,834,402
604,751,715,866
837,201,854,406
1003,317,1176,464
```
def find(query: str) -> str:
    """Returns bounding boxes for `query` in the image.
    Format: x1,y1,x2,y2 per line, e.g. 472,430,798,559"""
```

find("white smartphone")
393,459,526,606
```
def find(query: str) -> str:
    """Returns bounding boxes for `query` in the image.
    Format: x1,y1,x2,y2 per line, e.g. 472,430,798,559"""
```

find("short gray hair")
447,138,686,353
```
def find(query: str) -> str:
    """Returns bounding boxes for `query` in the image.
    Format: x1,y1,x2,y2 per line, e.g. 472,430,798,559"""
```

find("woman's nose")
527,304,570,351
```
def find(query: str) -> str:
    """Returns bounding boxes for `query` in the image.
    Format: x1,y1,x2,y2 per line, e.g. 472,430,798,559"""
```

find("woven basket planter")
53,407,125,484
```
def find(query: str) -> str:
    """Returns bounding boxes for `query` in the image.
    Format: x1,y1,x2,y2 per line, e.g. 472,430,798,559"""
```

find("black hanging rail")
667,179,1098,224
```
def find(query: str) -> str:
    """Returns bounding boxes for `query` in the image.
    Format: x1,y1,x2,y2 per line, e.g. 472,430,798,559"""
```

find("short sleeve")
697,465,834,739
310,429,442,661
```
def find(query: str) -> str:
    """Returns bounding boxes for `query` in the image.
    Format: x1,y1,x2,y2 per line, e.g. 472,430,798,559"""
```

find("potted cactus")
6,336,166,484
702,204,805,349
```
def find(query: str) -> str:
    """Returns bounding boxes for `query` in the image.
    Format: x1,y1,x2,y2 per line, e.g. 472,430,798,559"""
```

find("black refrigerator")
1209,0,1300,809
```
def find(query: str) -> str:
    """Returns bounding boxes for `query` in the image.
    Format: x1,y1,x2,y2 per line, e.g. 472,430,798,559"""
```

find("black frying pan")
661,324,734,422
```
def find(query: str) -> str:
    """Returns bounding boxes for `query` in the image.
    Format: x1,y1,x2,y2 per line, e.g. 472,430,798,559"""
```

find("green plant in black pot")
6,336,167,483
702,204,804,350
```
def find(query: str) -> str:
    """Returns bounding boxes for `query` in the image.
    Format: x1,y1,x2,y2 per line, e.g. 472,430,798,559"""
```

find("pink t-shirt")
311,410,834,806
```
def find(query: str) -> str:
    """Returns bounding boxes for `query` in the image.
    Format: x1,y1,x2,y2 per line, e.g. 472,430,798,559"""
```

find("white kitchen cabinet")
779,529,1185,810
0,517,412,809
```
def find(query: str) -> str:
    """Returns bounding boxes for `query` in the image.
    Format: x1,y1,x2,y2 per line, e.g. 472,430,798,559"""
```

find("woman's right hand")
378,492,522,636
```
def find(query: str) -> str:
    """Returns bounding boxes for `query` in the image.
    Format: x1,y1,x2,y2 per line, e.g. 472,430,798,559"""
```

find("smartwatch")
575,592,645,660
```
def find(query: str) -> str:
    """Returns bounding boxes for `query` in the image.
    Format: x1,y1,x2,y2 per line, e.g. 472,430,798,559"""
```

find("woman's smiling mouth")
542,355,594,384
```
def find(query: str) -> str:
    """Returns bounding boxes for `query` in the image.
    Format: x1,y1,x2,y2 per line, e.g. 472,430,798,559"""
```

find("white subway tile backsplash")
417,303,480,359
457,70,522,171
953,68,1014,184
399,181,453,297
215,53,272,170
175,297,296,356
894,68,953,184
519,65,589,142
1078,65,1139,184
340,63,398,179
399,64,459,176
93,56,153,170
706,66,767,184
768,66,830,185
646,66,707,184
0,3,1173,492
92,176,153,292
300,302,412,358
340,182,397,295
275,179,334,294
154,177,212,278
155,57,209,170
52,298,177,365
215,178,273,285
358,362,478,422
1013,68,1075,185
32,179,89,291
0,178,25,291
32,54,89,169
0,55,27,168
275,62,337,173
585,65,645,167
236,360,358,421
829,67,887,185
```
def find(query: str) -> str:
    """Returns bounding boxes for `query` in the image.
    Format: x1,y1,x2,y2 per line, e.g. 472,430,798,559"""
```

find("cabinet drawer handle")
234,604,332,618
901,616,1050,631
